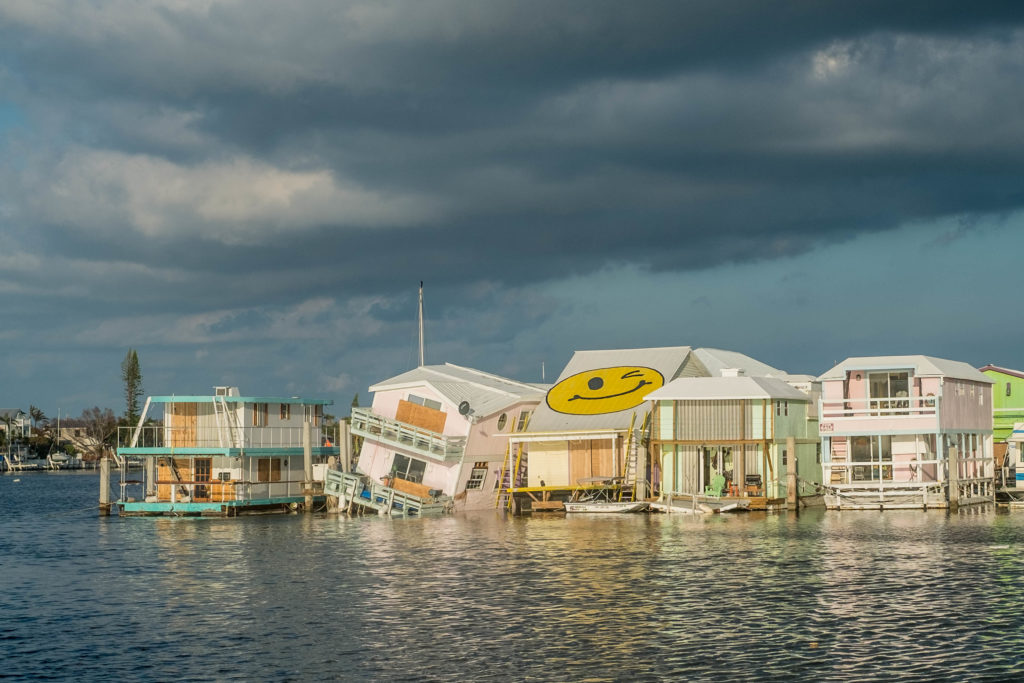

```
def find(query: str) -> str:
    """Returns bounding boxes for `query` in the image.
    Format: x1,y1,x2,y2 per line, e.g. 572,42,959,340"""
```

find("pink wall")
370,386,471,437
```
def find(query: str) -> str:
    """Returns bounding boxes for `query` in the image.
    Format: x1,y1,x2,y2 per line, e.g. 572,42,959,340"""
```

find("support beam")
787,435,798,509
99,457,111,516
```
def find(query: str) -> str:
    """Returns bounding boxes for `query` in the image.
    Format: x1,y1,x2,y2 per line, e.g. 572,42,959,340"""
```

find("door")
194,458,212,501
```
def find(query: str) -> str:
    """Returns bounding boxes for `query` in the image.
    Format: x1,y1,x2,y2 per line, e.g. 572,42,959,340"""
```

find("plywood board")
168,402,197,448
395,399,447,433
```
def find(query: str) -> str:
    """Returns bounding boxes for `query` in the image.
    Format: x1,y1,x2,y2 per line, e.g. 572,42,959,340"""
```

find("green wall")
982,368,1024,442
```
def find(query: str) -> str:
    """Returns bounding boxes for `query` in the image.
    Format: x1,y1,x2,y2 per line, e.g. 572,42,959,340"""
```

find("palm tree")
29,405,47,432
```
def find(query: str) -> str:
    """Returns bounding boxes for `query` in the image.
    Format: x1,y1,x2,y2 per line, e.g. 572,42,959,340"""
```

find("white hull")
563,501,648,513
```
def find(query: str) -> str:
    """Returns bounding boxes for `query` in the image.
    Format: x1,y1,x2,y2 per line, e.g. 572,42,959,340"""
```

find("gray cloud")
2,1,1024,410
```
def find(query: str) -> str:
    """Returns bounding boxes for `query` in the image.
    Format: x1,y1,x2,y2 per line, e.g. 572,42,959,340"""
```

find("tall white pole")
418,281,425,367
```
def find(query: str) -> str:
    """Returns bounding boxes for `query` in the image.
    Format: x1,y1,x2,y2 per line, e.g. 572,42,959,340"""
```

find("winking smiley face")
545,366,665,415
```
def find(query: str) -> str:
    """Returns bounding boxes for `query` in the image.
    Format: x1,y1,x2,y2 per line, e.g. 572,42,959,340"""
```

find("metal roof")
526,346,693,433
369,363,547,417
818,356,993,383
691,348,789,377
646,376,810,402
979,364,1024,381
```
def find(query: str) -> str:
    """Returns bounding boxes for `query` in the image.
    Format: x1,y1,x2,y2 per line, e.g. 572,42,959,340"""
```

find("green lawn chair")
704,472,726,498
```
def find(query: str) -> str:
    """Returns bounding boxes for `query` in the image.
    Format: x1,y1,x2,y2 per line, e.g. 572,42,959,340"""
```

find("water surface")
2,472,1023,681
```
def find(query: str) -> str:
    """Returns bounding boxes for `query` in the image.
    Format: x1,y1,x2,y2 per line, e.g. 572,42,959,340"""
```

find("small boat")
563,477,648,513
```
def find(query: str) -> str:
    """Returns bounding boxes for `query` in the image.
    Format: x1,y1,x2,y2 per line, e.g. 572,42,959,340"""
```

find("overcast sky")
2,1,1024,419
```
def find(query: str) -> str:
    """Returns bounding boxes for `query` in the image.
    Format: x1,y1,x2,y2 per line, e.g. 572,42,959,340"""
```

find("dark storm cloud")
3,0,1024,408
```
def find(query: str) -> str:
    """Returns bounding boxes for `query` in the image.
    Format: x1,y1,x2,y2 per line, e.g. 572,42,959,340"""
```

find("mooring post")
303,421,313,512
340,420,352,472
786,436,798,509
99,456,111,516
948,444,960,510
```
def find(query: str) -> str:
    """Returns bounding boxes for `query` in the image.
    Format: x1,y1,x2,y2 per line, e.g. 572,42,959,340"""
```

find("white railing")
820,394,938,420
118,425,336,450
350,406,466,462
825,454,992,487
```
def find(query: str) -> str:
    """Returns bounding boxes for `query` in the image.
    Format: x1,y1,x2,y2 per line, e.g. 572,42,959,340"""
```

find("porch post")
98,456,111,516
145,457,157,498
340,420,352,472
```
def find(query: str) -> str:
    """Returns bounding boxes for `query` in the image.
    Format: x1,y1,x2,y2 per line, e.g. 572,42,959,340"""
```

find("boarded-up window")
396,399,447,433
257,458,282,482
569,439,615,484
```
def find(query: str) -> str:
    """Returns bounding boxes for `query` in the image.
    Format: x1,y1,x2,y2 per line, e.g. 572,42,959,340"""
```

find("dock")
324,469,453,516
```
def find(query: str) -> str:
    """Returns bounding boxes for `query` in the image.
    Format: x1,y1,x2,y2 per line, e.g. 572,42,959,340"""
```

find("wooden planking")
569,439,616,483
395,399,447,433
168,402,198,448
157,458,192,501
389,476,435,500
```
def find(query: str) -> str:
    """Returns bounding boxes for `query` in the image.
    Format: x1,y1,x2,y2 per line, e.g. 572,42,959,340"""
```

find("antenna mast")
418,281,425,367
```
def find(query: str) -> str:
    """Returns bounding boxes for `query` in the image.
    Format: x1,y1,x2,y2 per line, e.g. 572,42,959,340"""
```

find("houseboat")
501,346,794,512
646,371,822,512
115,387,338,516
978,364,1024,490
349,363,547,512
818,356,994,509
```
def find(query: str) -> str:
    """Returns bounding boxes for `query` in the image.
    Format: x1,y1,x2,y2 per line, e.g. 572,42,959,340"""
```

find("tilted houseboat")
115,387,338,516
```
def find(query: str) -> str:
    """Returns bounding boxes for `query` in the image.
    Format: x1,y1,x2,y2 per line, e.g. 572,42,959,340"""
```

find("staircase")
212,395,242,448
162,456,191,500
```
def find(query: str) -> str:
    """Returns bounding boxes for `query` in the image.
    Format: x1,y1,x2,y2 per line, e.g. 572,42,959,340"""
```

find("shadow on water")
3,473,1024,681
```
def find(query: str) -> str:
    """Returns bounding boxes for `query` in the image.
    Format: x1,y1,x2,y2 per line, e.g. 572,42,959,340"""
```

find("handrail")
117,424,338,449
820,394,938,418
350,406,466,461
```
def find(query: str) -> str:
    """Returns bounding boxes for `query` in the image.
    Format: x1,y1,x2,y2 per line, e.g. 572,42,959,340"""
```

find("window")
391,453,427,483
304,404,323,423
850,435,892,482
515,410,532,432
784,400,789,417
252,403,269,427
1007,382,1012,397
496,413,508,431
257,458,282,482
869,371,910,413
466,462,488,490
776,401,781,416
816,443,821,464
280,403,291,420
408,394,442,411
782,449,787,466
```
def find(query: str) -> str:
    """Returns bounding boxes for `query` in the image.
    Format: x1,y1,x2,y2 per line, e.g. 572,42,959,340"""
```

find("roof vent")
721,368,744,377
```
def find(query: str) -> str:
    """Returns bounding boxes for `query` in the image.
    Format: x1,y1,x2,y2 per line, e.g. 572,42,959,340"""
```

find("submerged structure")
818,356,994,509
115,387,338,516
350,363,547,512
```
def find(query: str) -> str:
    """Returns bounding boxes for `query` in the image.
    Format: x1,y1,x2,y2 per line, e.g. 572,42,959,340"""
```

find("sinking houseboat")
115,387,338,516
348,363,547,513
818,356,994,510
646,372,822,513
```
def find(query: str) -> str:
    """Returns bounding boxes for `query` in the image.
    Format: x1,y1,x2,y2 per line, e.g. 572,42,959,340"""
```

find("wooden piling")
948,444,960,510
786,436,798,509
303,422,313,512
99,457,111,516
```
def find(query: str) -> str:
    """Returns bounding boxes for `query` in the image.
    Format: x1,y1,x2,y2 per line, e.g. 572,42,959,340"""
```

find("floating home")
646,372,822,512
978,364,1024,489
501,347,790,511
349,363,547,511
818,356,994,509
115,387,338,516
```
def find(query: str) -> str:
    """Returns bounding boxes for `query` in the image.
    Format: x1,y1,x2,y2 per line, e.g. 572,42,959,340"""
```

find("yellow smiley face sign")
546,366,665,415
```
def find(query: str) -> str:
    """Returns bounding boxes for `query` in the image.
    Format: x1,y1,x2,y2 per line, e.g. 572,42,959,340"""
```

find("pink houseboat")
818,355,994,509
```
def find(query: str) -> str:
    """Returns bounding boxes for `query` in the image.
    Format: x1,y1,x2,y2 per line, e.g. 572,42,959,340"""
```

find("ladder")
494,442,527,510
618,412,639,501
162,456,191,500
212,395,242,448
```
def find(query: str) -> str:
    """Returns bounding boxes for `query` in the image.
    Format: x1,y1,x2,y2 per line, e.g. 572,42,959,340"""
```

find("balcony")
117,424,338,452
350,406,466,462
818,395,943,437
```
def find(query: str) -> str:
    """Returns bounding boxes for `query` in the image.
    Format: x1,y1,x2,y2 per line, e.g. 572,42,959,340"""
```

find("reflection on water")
3,472,1024,681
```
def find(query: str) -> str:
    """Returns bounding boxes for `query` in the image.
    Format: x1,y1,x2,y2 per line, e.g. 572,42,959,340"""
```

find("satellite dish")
458,401,471,416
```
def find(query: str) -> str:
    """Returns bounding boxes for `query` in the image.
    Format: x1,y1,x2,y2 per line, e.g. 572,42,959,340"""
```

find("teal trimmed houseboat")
115,387,338,516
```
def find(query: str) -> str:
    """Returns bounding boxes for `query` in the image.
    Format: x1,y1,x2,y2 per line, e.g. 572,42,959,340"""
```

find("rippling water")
3,472,1024,681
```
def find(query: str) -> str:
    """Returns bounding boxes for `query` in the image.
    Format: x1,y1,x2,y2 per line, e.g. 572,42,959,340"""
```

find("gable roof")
526,346,693,432
818,356,993,384
369,363,547,418
646,376,810,402
690,348,789,377
979,364,1024,381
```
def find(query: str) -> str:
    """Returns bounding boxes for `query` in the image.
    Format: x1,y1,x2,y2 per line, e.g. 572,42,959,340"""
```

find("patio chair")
704,473,726,498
